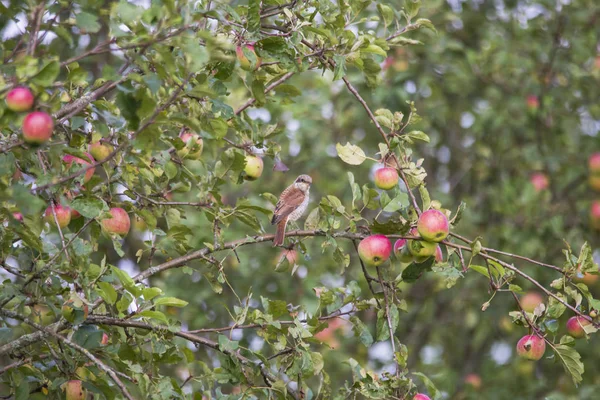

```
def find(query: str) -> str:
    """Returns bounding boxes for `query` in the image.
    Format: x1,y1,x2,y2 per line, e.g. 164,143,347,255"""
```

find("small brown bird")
271,174,312,246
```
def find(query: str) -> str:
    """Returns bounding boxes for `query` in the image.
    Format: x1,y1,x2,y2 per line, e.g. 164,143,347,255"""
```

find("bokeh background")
1,0,599,398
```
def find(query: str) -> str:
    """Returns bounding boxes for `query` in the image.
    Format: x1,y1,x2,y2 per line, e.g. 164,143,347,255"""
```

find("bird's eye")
299,178,304,182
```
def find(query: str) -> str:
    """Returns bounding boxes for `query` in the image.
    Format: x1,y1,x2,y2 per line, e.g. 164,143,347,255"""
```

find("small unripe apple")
516,334,546,360
591,201,600,230
520,292,543,313
530,173,549,192
279,249,298,265
177,132,203,160
589,175,600,192
393,239,413,263
88,141,114,161
12,212,23,222
132,215,147,231
526,95,539,110
236,44,261,71
566,316,592,338
62,296,89,323
358,234,392,267
65,379,85,400
5,86,34,112
44,204,72,228
589,153,600,173
464,374,482,390
407,228,437,260
244,155,264,180
417,209,449,242
100,207,130,236
22,111,53,144
434,245,443,263
62,153,95,183
414,394,431,400
374,167,399,190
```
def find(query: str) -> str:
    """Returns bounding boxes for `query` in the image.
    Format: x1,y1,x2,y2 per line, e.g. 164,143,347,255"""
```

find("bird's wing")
271,186,305,225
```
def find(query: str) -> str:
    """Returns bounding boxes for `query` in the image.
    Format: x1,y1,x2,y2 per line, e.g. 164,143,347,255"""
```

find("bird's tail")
273,219,287,247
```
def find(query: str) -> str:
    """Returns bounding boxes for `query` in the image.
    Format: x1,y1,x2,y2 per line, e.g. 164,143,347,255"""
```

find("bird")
271,174,312,246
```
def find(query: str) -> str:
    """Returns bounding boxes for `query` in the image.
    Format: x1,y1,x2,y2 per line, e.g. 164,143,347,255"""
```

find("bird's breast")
288,191,309,221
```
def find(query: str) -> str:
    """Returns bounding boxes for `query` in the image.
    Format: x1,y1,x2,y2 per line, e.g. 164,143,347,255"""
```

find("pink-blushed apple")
464,374,482,390
236,44,261,71
520,292,543,313
358,234,392,267
22,111,53,144
314,317,349,348
62,153,95,183
589,153,600,172
244,155,264,180
516,334,546,360
434,245,443,263
566,316,592,338
526,95,539,110
65,379,85,400
12,212,23,222
88,141,114,161
100,207,130,236
101,332,109,345
414,394,431,400
44,204,71,228
591,201,600,230
417,209,449,242
177,132,203,160
5,86,34,112
374,167,399,190
530,173,549,192
281,249,298,264
393,239,414,263
407,228,437,261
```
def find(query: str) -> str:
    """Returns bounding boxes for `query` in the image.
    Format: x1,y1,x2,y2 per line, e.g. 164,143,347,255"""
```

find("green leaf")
350,316,373,347
154,297,188,308
405,130,430,142
71,196,107,219
76,11,101,33
247,0,261,32
97,282,118,305
383,192,408,212
413,372,441,399
554,344,584,385
31,60,59,86
469,265,490,278
336,142,366,165
139,310,168,323
72,326,104,349
218,335,239,352
377,4,394,28
112,266,140,297
251,80,267,106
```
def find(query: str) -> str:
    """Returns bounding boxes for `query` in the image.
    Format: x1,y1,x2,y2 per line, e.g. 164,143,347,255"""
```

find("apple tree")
0,0,599,399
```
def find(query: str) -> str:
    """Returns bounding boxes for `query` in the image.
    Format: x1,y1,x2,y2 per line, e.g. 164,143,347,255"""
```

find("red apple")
358,234,392,267
407,228,437,261
530,173,549,192
177,132,203,160
516,334,546,360
589,153,600,173
22,111,53,144
44,204,71,228
62,153,95,183
374,167,399,190
244,155,264,180
526,95,539,110
100,207,130,236
5,87,34,112
236,44,261,71
414,394,431,400
101,332,109,345
417,209,449,242
314,318,349,348
65,379,85,400
520,292,543,313
393,239,414,263
88,141,114,161
591,201,600,230
566,316,592,339
464,374,482,390
434,245,443,263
